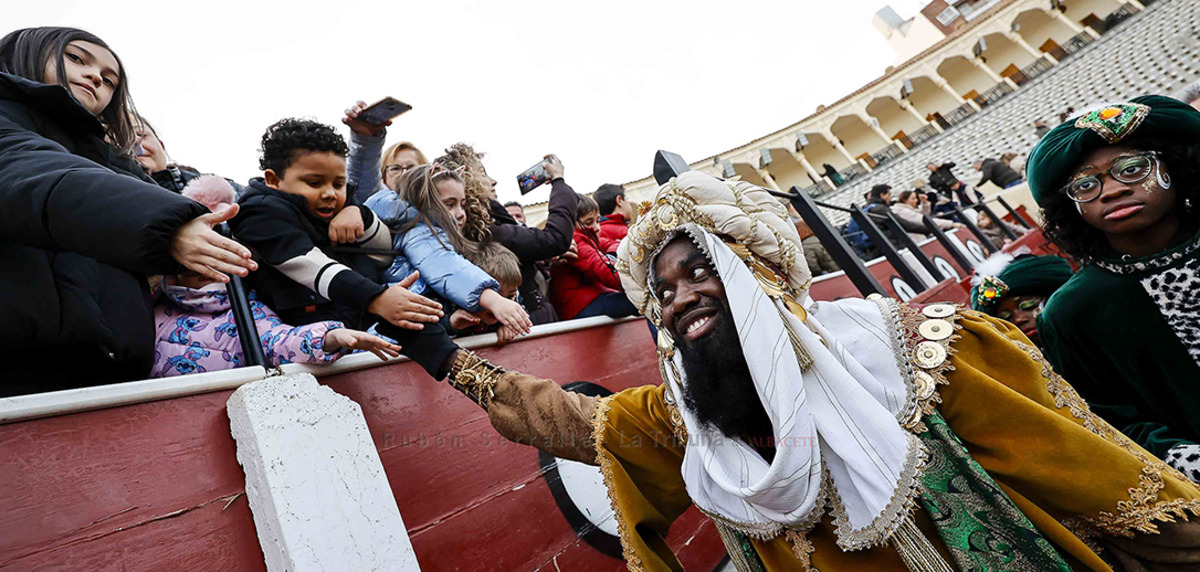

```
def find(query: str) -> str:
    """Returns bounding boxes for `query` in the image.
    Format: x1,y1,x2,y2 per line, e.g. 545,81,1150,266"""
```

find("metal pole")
994,195,1033,228
950,206,1000,254
923,214,976,272
850,204,927,291
973,191,1020,240
785,190,885,296
218,222,267,368
882,211,946,284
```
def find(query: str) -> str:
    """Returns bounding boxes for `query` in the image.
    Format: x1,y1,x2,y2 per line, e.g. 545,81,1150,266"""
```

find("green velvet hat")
1025,95,1200,205
969,254,1074,313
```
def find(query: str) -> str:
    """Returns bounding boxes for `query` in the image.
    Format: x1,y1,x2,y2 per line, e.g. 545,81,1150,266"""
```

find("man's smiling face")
653,235,769,440
654,235,728,344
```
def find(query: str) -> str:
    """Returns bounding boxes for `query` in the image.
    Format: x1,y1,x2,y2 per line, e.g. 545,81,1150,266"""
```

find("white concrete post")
228,373,421,572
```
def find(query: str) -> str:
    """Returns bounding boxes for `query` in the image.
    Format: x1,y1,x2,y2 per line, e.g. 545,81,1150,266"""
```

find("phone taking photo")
517,157,553,195
359,97,412,126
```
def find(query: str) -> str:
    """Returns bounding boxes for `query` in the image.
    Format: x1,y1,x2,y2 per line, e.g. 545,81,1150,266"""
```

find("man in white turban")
441,171,1200,571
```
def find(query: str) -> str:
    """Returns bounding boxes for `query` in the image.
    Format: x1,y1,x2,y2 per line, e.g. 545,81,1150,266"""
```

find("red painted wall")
0,320,725,571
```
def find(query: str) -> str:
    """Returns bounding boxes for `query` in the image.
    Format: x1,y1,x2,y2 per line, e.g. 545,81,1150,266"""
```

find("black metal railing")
1104,3,1139,30
1015,57,1054,84
908,124,939,147
216,223,268,369
975,82,1014,107
944,103,977,126
1052,32,1095,60
803,178,836,197
871,143,905,166
838,163,869,183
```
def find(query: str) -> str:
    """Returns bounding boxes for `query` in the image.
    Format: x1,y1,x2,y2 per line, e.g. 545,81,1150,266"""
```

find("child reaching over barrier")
152,176,401,377
372,164,532,334
231,118,463,380
449,240,525,344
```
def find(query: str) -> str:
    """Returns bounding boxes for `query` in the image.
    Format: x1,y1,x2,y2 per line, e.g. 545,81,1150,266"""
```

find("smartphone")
359,97,412,126
517,158,553,195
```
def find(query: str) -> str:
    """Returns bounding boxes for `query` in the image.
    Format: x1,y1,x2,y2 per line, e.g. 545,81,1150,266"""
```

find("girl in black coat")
0,27,255,394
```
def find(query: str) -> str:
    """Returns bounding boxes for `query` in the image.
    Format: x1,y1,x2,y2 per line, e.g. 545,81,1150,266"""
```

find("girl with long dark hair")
0,27,254,393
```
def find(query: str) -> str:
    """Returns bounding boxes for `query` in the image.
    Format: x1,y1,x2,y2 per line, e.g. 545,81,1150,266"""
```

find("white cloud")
8,0,895,204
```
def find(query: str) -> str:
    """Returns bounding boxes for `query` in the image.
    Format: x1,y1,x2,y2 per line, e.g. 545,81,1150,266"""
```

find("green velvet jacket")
1038,229,1200,459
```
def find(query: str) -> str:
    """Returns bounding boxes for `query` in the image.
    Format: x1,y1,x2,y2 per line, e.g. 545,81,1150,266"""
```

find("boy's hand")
480,288,532,334
323,328,402,361
450,309,482,331
367,272,444,330
329,205,365,243
343,100,388,137
496,324,520,346
543,154,564,181
170,204,258,283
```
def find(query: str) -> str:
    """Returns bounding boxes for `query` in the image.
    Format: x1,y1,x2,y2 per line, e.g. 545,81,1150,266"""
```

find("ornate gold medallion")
914,341,948,369
921,303,956,318
918,319,953,341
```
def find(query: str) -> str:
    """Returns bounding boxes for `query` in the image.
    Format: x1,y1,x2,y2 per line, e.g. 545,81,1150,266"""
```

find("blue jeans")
575,292,638,319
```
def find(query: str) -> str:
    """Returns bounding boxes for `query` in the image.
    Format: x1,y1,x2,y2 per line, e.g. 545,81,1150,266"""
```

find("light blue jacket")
363,189,498,314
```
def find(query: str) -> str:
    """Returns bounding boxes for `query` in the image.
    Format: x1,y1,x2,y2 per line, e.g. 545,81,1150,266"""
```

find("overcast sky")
10,0,925,204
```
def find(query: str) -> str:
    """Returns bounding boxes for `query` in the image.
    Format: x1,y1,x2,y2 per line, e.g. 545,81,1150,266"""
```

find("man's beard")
677,301,771,440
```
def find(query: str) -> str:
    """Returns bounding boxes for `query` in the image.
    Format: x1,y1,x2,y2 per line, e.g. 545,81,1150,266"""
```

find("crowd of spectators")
0,26,647,395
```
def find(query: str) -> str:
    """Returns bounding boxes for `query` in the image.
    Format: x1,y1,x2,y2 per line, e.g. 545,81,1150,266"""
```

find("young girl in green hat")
1027,95,1200,480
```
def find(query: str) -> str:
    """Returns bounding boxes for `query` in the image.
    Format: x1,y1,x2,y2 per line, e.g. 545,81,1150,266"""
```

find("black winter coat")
0,73,208,394
488,178,579,323
231,179,386,329
928,163,964,195
231,179,459,380
976,158,1023,189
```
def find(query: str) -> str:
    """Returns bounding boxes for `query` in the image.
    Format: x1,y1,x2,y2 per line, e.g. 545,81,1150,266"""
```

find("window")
936,6,961,26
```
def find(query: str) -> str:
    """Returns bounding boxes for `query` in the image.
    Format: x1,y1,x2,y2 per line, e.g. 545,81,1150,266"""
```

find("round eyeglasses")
1062,152,1161,203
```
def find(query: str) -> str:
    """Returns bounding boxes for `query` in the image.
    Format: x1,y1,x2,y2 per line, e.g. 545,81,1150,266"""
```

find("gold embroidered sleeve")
447,349,599,464
936,311,1200,563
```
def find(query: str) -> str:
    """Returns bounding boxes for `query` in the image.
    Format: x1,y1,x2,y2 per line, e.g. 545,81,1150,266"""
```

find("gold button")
913,371,936,400
914,341,948,369
922,303,956,318
866,293,885,301
918,319,953,341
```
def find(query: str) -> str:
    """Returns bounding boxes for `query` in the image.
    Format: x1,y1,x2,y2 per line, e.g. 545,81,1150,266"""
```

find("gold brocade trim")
1012,340,1200,538
785,528,819,571
446,349,504,411
825,432,930,551
591,395,646,572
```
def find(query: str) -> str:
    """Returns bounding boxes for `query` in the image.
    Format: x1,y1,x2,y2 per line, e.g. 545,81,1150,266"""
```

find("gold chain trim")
446,349,504,411
1012,339,1200,538
591,395,646,572
785,528,818,571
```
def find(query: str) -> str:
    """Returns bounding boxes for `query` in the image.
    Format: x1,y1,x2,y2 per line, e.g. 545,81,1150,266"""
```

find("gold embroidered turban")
615,171,811,317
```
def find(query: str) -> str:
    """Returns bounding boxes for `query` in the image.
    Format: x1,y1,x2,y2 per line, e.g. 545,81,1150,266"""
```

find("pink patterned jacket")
153,283,345,377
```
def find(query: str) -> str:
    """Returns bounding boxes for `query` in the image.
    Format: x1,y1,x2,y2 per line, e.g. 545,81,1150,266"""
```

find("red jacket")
598,215,628,243
550,227,621,320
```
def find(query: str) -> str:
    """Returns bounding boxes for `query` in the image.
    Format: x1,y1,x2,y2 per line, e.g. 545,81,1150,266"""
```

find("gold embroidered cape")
591,309,1200,571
